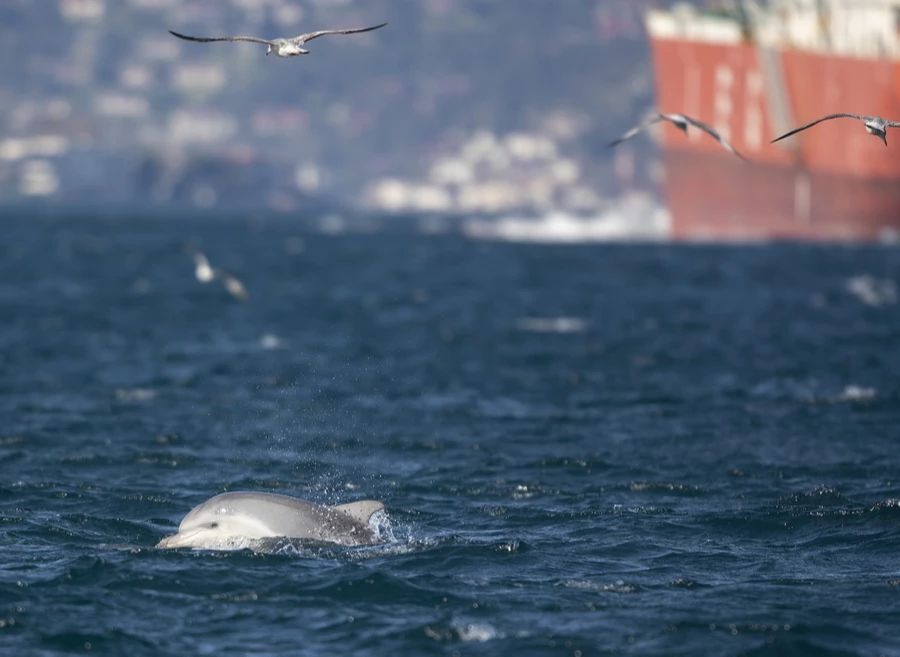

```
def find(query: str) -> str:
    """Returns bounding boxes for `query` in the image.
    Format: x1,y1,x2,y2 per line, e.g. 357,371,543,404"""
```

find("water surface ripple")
1,214,899,656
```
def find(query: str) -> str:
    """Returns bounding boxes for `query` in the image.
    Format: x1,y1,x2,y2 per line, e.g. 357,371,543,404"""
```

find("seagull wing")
215,271,250,301
887,120,900,128
607,115,664,148
683,115,748,160
292,23,388,44
169,30,273,46
770,113,864,143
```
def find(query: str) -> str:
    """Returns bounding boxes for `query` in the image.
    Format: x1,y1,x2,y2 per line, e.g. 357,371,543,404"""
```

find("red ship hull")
649,30,900,241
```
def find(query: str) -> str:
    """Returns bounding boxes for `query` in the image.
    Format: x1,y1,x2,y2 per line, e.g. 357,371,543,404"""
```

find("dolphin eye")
209,522,219,529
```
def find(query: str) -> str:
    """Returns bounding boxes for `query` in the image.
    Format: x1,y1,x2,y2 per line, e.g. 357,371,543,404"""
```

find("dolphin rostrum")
157,492,385,549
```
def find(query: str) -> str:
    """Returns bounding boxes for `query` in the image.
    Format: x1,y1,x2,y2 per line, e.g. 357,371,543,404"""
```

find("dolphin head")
156,497,278,549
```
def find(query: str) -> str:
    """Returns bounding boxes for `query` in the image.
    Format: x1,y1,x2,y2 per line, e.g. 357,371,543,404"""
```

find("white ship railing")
647,0,900,59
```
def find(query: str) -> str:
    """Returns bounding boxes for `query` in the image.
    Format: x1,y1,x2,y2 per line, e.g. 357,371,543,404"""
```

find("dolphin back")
332,500,384,525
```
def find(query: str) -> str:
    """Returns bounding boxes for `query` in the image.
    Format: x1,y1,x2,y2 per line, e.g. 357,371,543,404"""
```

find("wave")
750,378,878,405
845,275,897,307
515,316,588,334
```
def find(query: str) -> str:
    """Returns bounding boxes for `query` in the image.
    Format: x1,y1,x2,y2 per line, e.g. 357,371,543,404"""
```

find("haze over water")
1,213,899,656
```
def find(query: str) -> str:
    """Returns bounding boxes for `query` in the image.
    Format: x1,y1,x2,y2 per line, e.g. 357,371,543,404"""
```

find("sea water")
1,213,899,656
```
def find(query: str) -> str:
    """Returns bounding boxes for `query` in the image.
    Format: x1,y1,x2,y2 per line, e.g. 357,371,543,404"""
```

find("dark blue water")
2,213,900,656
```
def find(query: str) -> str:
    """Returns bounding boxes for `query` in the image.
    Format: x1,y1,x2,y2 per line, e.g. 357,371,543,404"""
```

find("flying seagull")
190,250,249,302
608,112,746,159
168,22,388,58
771,113,900,146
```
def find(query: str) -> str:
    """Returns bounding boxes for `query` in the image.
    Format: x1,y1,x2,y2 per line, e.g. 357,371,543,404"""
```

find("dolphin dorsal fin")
333,500,384,524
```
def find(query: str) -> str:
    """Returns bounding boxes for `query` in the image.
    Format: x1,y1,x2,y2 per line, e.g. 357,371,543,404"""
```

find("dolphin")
157,491,385,549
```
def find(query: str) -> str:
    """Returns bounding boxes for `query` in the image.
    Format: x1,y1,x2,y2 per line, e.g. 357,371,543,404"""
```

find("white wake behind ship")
462,192,669,243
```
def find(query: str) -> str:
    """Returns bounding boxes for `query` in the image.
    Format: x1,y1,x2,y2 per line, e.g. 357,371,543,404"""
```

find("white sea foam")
454,622,500,642
752,378,877,405
190,536,265,552
114,388,157,403
318,214,347,235
515,316,588,334
462,193,668,243
845,275,897,307
258,333,284,350
836,385,877,402
563,579,638,593
368,509,395,544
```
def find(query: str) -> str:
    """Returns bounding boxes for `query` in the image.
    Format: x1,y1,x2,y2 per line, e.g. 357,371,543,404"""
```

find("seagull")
771,113,900,146
608,112,746,159
168,22,388,58
190,250,249,302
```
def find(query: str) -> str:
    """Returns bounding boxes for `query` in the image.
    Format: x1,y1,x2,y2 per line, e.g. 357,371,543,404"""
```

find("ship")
645,0,900,241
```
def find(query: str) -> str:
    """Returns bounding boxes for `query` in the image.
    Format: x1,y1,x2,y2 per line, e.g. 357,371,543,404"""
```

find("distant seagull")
190,250,249,302
608,112,746,159
771,113,900,147
168,22,388,58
